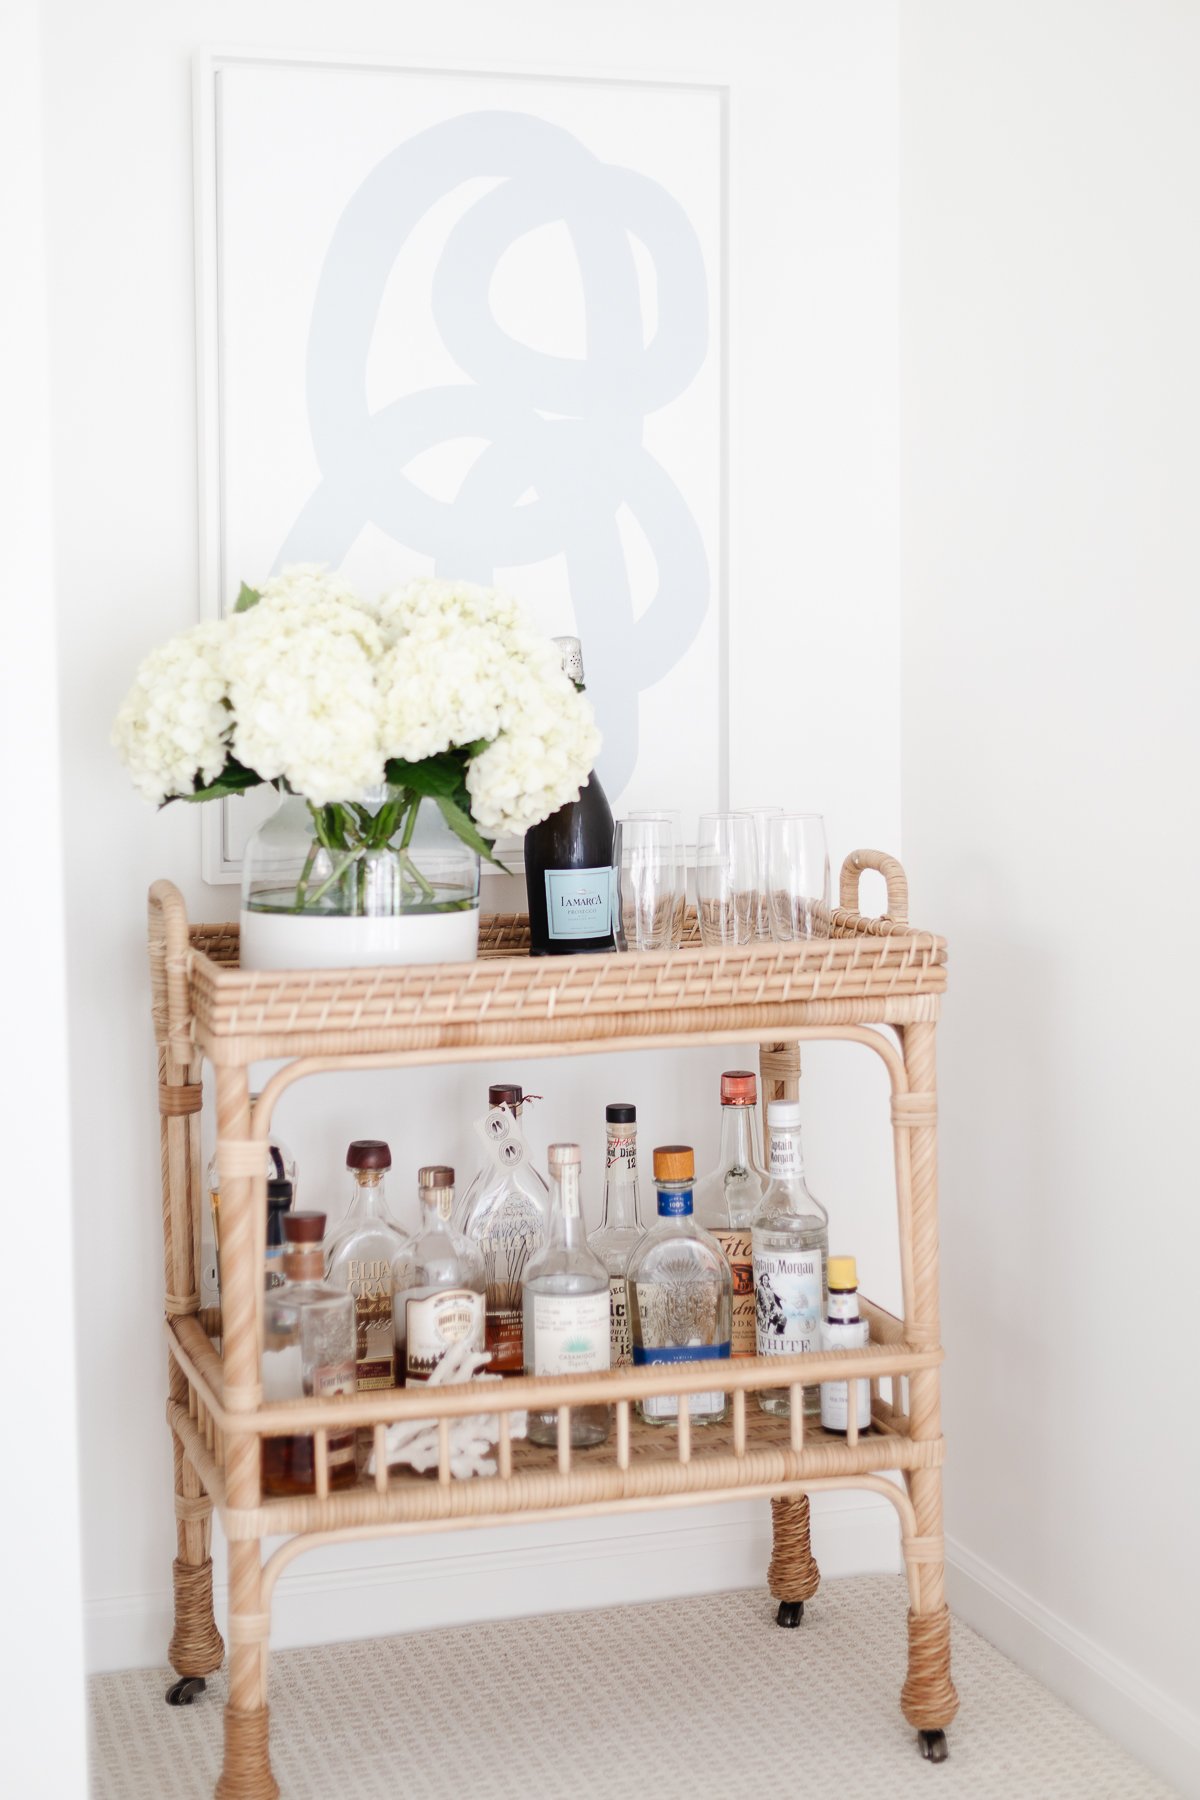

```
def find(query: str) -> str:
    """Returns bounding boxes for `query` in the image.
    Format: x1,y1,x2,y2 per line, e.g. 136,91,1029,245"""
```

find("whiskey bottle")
324,1140,410,1390
694,1070,768,1357
523,636,615,956
261,1211,357,1496
820,1255,871,1435
395,1166,486,1383
587,1102,647,1367
751,1100,829,1416
458,1083,550,1374
626,1146,732,1426
522,1143,611,1448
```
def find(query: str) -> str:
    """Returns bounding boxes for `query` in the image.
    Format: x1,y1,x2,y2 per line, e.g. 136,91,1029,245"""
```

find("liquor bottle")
264,1177,294,1291
261,1211,357,1496
522,1143,611,1448
626,1146,732,1426
694,1070,768,1357
458,1083,551,1375
394,1166,486,1383
751,1100,829,1416
523,636,615,956
324,1140,410,1391
206,1095,297,1295
587,1102,647,1368
820,1256,871,1435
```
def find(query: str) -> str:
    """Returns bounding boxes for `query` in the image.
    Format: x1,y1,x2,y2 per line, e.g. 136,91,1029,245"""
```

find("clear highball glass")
614,817,680,952
767,813,831,941
695,812,756,947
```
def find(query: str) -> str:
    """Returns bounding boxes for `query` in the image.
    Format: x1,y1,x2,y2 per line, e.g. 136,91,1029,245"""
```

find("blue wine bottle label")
544,867,614,941
633,1342,732,1364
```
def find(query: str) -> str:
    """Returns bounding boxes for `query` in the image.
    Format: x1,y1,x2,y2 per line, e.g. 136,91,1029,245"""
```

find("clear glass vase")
240,790,480,970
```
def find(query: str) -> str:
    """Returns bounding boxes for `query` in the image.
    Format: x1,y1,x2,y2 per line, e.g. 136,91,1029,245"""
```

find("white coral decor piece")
111,566,600,852
368,1341,527,1481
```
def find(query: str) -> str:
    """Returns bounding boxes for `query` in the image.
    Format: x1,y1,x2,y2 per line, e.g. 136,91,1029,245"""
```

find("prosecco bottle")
524,636,616,956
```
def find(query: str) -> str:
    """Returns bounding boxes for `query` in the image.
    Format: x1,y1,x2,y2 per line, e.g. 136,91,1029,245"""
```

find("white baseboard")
86,1489,901,1675
946,1534,1200,1799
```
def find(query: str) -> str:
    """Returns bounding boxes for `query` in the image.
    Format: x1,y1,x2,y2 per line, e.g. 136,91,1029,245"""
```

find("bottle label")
526,1290,611,1376
655,1189,694,1216
309,1359,357,1471
405,1289,485,1382
487,1304,525,1374
544,867,614,941
820,1317,871,1431
474,1104,526,1172
633,1341,730,1419
769,1132,800,1178
609,1275,632,1367
712,1229,755,1356
752,1246,824,1356
350,1273,396,1390
605,1129,637,1172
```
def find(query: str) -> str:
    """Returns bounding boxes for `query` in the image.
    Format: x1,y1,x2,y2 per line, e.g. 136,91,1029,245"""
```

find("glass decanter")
457,1083,550,1375
324,1140,410,1391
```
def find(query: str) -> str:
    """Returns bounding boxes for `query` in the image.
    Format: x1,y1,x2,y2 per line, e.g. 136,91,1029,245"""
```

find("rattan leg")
216,1541,277,1800
900,1467,959,1748
166,1368,223,1697
768,1493,821,1626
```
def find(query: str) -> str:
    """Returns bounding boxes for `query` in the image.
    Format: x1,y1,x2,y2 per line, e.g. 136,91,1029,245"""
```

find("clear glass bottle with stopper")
820,1255,871,1435
324,1141,410,1391
694,1070,768,1357
523,636,615,956
522,1143,611,1449
261,1211,358,1496
458,1082,551,1375
626,1146,732,1426
394,1166,486,1383
587,1102,647,1367
751,1099,829,1416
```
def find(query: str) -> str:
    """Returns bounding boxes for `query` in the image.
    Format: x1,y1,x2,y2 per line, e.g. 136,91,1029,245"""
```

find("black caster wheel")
918,1730,949,1763
775,1600,805,1628
165,1677,207,1706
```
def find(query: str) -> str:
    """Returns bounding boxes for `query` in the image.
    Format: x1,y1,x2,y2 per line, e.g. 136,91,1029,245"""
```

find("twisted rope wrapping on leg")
216,1707,279,1800
167,1557,225,1677
900,1604,960,1729
768,1494,821,1602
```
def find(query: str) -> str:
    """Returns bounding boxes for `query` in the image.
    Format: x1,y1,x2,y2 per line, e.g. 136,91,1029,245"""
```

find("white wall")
900,4,1200,1792
0,3,88,1792
40,0,904,1678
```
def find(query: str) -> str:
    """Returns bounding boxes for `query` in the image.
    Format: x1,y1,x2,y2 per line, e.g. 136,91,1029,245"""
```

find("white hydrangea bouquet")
113,567,600,924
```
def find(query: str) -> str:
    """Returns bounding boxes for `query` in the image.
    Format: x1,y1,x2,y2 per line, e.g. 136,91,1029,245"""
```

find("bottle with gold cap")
694,1070,769,1357
522,1143,611,1448
394,1167,486,1384
820,1256,871,1435
625,1145,732,1425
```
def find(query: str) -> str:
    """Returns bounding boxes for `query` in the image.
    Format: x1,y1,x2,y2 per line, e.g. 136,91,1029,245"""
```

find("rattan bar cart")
148,847,958,1799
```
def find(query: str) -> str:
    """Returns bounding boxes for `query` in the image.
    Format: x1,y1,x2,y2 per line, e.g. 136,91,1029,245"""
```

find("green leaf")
233,582,261,614
435,793,508,871
174,757,263,804
384,752,468,800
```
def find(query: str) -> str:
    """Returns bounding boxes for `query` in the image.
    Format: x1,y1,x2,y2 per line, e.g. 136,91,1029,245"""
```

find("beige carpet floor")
88,1576,1178,1799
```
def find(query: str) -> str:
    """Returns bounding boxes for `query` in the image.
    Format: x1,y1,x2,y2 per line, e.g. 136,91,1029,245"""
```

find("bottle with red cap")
458,1083,551,1374
262,1211,358,1496
325,1141,410,1391
694,1071,768,1357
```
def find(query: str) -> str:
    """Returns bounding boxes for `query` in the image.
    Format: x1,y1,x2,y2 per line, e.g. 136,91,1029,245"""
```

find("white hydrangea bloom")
224,573,386,806
467,676,602,837
111,620,230,804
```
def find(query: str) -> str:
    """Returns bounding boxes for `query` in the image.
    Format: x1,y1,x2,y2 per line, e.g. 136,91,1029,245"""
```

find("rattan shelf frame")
148,848,958,1798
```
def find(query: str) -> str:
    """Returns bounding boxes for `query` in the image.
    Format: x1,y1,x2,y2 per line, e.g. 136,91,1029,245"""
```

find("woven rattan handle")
839,850,909,925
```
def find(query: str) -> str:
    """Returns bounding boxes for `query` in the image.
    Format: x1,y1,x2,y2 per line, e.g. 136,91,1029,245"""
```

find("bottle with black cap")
587,1103,647,1366
458,1083,551,1374
325,1141,410,1391
522,636,616,956
264,1177,294,1291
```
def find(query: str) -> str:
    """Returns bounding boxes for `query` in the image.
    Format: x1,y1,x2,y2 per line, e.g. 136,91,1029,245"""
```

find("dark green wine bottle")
524,637,616,956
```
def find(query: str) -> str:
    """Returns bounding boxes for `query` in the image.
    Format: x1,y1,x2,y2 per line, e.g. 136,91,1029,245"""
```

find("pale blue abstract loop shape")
275,110,712,798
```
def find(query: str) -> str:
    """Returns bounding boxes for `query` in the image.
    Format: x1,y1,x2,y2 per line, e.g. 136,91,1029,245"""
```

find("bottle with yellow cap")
820,1256,871,1435
625,1145,732,1425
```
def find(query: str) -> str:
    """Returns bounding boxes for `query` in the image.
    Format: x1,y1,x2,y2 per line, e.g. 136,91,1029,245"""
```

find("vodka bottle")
261,1212,357,1495
587,1102,647,1367
751,1100,829,1416
820,1256,871,1434
626,1146,732,1426
523,637,615,956
458,1083,551,1375
694,1070,768,1356
395,1166,486,1383
324,1141,410,1391
522,1144,611,1448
